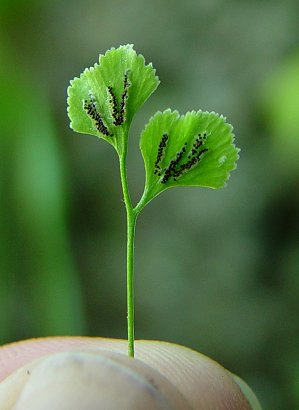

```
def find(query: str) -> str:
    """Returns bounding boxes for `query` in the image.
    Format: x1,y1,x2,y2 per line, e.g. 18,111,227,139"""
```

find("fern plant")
67,44,239,357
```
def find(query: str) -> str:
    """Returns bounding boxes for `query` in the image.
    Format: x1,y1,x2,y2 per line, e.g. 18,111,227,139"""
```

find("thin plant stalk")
126,210,137,357
119,149,138,357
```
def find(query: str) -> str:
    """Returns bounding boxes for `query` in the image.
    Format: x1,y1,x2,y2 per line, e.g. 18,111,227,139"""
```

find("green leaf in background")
67,44,159,155
139,109,239,206
0,58,86,340
260,52,299,175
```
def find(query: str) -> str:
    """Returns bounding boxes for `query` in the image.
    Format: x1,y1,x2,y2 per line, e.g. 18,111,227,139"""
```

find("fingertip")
0,337,259,409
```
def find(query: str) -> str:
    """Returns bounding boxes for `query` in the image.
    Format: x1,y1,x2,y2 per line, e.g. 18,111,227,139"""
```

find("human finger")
0,337,257,409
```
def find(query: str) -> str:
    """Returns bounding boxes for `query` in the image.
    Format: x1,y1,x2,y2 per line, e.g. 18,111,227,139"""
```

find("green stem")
126,208,137,357
119,147,138,358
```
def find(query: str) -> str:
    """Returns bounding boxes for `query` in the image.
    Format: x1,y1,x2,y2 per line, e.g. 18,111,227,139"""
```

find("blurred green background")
1,0,299,408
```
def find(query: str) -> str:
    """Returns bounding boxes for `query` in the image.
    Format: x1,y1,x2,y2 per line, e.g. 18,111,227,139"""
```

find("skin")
0,337,256,409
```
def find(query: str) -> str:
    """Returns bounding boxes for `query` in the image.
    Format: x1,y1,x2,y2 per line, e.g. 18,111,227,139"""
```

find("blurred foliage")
1,1,299,408
261,52,299,176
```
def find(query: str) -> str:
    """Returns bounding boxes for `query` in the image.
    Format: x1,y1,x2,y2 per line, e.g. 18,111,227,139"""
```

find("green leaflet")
67,45,159,155
139,109,239,207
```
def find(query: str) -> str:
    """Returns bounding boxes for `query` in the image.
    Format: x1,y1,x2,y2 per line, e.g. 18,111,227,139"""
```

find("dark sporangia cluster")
162,142,188,183
108,72,130,126
154,132,209,184
154,133,169,176
83,95,112,137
